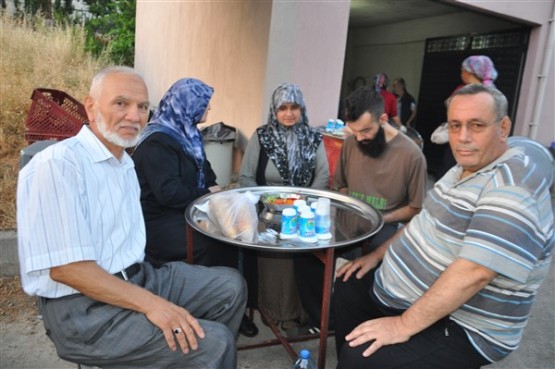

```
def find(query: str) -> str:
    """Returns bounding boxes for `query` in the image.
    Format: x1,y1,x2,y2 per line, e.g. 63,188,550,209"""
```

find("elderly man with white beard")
17,66,246,369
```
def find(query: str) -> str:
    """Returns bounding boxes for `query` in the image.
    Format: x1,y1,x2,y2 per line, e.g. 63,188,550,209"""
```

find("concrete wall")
134,3,351,134
135,1,272,155
263,2,350,126
453,0,552,25
135,1,350,175
134,1,553,151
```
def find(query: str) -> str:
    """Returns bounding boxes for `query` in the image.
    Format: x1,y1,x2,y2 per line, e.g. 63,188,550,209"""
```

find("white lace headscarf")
256,83,322,186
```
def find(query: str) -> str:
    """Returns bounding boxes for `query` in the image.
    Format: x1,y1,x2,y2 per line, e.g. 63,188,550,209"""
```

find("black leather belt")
114,263,141,281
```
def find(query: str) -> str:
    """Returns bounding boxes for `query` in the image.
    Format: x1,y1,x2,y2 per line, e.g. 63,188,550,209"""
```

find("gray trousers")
39,262,247,369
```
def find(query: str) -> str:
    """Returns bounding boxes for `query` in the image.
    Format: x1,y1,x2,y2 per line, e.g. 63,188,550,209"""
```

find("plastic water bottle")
315,197,332,239
280,207,297,239
293,349,316,369
298,210,317,243
293,199,307,214
310,201,318,212
326,119,335,133
335,119,345,132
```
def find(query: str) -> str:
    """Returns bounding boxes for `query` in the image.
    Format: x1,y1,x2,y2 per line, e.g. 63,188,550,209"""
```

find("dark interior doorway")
415,28,530,178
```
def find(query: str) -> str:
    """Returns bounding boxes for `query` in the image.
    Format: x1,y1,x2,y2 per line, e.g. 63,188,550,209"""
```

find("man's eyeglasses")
446,119,499,133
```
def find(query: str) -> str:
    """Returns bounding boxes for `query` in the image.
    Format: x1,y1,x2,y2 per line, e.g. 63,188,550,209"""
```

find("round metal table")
185,186,383,369
185,186,383,251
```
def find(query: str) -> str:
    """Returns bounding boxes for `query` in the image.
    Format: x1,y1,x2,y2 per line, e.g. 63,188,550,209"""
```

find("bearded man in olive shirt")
293,88,426,333
335,87,427,248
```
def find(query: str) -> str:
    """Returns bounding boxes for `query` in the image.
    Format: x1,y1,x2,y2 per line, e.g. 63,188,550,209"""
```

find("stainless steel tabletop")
185,186,383,252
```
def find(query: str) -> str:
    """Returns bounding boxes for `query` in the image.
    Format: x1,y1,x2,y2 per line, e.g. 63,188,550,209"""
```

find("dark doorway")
415,28,529,178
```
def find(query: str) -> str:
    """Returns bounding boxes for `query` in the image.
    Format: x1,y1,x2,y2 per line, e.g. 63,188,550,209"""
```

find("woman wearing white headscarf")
240,83,329,188
239,83,329,330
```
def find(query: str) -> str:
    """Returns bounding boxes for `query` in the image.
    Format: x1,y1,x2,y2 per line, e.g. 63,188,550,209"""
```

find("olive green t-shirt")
333,132,427,214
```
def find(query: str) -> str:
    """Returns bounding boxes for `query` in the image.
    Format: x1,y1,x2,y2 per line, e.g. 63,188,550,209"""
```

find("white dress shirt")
17,126,145,298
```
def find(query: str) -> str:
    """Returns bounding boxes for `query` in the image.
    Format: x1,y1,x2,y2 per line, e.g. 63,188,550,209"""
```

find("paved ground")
1,257,553,369
2,177,554,368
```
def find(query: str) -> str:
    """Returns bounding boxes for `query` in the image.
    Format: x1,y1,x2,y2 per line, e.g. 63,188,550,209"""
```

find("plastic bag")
201,122,236,143
431,122,449,144
207,191,259,243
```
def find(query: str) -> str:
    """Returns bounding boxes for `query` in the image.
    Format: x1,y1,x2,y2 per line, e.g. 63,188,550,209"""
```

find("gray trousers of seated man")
39,262,247,369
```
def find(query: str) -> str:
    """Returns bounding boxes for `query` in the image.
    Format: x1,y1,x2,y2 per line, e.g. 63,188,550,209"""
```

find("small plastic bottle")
280,207,297,239
298,210,317,243
293,349,316,369
315,197,332,239
310,201,318,212
297,204,312,217
293,199,307,215
335,119,345,131
326,119,335,133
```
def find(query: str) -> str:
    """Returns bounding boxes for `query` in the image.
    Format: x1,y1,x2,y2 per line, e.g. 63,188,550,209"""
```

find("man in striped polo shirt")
333,84,554,369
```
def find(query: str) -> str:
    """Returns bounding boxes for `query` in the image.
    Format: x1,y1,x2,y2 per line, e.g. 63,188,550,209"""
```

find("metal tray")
185,186,383,252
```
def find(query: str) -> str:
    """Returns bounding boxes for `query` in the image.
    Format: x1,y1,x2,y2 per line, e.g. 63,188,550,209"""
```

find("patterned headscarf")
373,73,390,92
257,83,322,187
137,78,213,188
462,55,498,87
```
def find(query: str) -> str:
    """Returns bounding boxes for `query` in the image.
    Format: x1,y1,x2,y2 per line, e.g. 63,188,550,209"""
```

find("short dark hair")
393,78,406,90
343,87,384,122
446,84,508,120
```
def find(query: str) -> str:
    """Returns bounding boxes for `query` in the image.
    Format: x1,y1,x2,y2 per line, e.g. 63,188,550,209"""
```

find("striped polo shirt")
373,146,554,362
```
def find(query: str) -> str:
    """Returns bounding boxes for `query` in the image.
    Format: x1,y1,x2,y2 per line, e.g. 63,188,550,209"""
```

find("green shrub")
83,0,136,66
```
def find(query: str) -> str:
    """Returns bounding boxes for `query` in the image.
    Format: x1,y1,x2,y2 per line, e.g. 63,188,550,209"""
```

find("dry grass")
0,14,110,229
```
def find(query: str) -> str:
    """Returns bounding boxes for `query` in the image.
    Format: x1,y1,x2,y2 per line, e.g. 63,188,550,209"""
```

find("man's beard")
357,125,387,158
96,111,142,148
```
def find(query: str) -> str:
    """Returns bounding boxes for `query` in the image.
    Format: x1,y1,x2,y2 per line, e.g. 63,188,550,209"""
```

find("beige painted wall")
135,1,351,177
135,1,272,149
263,2,350,127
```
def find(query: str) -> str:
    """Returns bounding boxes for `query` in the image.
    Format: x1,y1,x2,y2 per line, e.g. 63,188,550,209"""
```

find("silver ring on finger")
172,327,182,334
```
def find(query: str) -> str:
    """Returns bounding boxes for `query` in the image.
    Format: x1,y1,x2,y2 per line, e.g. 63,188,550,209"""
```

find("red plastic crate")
25,88,87,144
322,134,345,188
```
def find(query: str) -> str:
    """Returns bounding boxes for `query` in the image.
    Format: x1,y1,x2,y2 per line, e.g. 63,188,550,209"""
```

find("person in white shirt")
17,66,246,369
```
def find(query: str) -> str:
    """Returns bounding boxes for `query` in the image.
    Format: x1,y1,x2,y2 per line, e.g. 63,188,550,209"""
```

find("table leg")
318,247,335,369
257,309,298,360
237,308,327,353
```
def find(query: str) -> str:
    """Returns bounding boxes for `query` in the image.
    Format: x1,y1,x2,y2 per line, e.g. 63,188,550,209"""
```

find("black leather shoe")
239,314,259,337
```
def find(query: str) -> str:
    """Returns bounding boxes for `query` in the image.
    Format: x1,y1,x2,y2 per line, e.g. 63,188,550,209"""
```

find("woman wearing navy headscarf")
133,78,230,268
239,83,329,333
133,78,258,338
